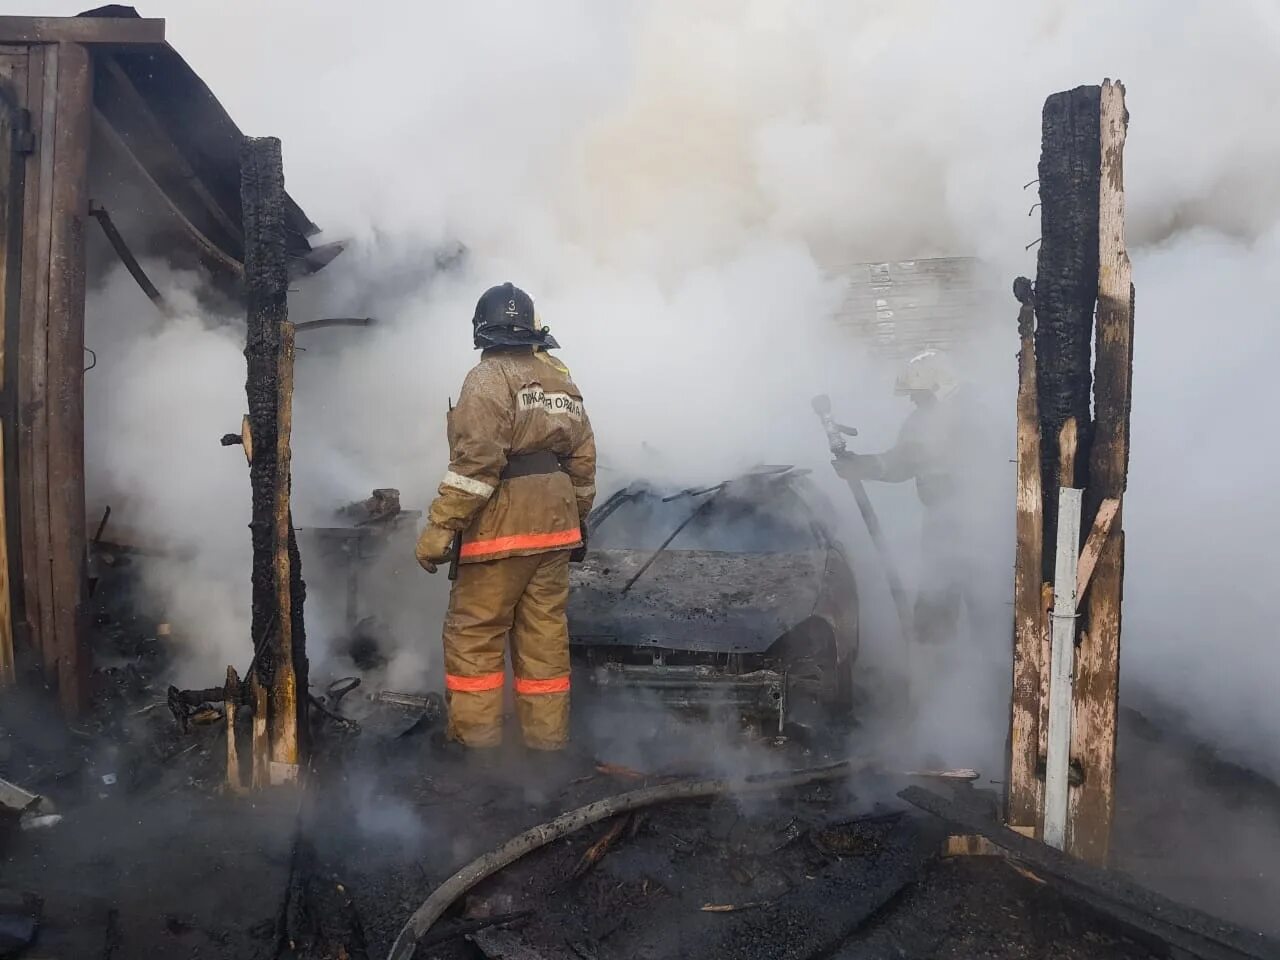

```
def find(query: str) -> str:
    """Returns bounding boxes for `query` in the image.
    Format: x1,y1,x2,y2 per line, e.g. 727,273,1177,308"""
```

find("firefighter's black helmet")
471,282,559,350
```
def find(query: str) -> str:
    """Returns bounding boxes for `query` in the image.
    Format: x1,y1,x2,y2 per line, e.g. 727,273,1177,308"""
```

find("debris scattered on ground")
18,813,63,832
700,901,768,913
0,777,54,817
0,890,42,957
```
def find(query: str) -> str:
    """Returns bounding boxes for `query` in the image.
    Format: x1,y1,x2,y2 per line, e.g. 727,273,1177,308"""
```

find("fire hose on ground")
385,759,857,960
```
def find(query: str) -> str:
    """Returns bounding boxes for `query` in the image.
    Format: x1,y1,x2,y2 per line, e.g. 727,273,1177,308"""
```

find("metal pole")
1043,485,1082,849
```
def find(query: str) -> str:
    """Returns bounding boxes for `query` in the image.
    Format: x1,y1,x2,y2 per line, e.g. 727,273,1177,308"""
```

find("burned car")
568,466,858,733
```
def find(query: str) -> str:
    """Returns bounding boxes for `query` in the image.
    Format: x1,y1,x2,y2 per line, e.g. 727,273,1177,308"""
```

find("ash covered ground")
2,558,1279,960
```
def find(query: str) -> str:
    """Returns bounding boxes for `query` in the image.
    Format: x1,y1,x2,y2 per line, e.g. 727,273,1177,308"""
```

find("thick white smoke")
63,0,1280,772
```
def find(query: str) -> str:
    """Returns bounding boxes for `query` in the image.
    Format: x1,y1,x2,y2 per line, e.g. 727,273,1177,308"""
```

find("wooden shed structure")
0,7,328,715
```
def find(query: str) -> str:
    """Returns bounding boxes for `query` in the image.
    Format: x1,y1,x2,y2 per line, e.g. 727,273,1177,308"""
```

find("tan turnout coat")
427,347,597,562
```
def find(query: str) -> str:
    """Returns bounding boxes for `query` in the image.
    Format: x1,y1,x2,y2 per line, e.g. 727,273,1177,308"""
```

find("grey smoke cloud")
60,0,1280,770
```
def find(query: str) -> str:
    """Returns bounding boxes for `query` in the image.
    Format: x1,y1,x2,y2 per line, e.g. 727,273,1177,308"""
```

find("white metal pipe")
1043,486,1083,850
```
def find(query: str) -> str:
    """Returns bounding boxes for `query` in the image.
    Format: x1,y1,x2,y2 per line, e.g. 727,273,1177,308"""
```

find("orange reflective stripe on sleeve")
514,675,571,695
445,671,505,693
459,527,581,559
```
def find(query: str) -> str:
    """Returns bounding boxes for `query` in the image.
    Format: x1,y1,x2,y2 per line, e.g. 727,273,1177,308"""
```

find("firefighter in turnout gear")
835,350,981,647
416,283,597,752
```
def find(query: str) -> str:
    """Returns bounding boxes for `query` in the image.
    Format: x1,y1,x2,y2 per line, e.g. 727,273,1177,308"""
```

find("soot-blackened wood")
1069,79,1133,865
241,136,306,781
1034,85,1100,580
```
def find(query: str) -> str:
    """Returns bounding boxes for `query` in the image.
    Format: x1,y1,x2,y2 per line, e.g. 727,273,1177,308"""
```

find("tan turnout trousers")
443,550,572,750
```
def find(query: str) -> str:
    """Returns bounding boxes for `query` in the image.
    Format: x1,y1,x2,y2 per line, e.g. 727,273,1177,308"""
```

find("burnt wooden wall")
0,40,92,714
0,17,166,714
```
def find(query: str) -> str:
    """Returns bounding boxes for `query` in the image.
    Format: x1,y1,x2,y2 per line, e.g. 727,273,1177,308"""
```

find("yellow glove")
416,523,456,574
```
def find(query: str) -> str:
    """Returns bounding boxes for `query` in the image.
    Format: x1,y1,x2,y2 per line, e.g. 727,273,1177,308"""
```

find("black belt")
501,450,562,480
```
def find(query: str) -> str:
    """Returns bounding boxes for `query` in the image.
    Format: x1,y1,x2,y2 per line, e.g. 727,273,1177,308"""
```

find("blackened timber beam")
87,201,167,311
95,56,244,254
90,109,244,277
241,136,307,785
1069,79,1133,865
1034,85,1100,580
0,17,165,45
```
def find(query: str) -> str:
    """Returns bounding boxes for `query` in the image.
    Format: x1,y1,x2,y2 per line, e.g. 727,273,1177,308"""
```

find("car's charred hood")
568,549,827,654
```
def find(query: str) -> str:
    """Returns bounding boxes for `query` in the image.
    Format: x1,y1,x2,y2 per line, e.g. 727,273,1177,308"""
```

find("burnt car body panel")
568,548,827,654
567,467,858,728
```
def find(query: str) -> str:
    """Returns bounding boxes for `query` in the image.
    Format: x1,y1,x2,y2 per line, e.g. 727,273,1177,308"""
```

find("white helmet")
894,349,959,399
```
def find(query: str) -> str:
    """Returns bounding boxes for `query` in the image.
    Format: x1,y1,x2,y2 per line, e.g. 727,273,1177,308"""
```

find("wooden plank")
270,321,298,782
1069,78,1133,865
1006,279,1044,833
943,835,1004,857
0,17,165,46
0,429,12,685
901,785,1280,960
0,81,19,685
1076,497,1120,601
18,42,54,677
1043,485,1081,850
0,83,16,395
9,44,36,672
45,41,91,716
1035,578,1052,803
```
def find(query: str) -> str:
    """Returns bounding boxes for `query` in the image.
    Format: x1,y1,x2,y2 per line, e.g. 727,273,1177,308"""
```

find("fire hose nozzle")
811,395,856,455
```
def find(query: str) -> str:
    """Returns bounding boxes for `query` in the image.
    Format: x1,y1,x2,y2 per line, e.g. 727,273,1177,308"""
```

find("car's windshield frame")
588,480,823,554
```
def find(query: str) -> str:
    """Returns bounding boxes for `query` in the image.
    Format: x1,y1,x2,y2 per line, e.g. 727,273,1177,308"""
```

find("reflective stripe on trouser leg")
442,555,537,747
510,550,572,750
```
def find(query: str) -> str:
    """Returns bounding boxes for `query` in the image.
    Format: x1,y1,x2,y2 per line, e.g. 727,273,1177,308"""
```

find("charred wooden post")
1069,79,1133,864
241,136,308,786
1006,278,1044,835
1034,85,1100,578
1007,80,1134,865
